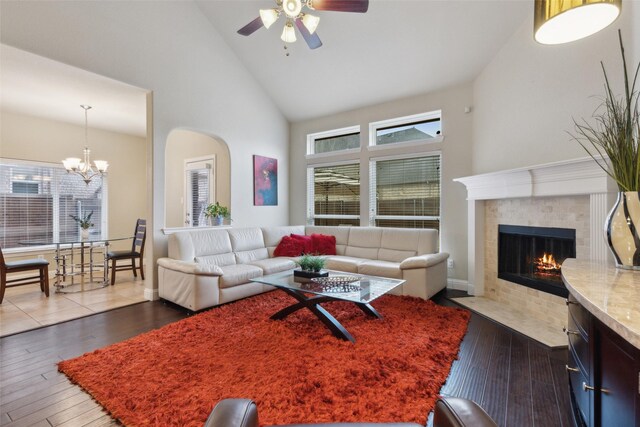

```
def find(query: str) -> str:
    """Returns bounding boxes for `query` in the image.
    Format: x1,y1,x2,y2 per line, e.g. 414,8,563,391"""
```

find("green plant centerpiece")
572,30,640,269
204,202,230,226
70,211,94,239
294,254,328,279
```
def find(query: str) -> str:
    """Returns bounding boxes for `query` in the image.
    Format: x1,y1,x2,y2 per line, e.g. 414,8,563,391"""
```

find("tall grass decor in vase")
573,30,640,269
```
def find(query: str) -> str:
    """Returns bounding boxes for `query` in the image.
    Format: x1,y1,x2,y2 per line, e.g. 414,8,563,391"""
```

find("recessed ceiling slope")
0,44,147,137
198,0,529,122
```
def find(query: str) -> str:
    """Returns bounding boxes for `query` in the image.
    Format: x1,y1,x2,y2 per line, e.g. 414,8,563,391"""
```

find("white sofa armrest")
157,258,224,276
400,252,449,270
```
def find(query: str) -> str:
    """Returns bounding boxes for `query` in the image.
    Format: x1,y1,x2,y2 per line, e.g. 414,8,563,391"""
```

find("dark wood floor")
436,293,571,427
0,293,570,427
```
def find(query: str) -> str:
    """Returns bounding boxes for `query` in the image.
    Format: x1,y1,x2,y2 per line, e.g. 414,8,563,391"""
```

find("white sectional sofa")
158,226,449,311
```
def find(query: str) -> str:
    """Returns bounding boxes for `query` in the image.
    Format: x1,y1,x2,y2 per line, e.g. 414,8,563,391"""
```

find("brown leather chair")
107,218,146,286
0,246,50,304
204,397,497,427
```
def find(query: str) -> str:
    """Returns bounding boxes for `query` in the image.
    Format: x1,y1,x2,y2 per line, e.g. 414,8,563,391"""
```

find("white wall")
633,1,640,69
290,83,474,282
472,9,633,174
0,1,289,297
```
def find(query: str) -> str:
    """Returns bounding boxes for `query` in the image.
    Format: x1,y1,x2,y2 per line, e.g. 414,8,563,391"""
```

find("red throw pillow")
274,236,305,257
289,234,315,254
311,233,337,255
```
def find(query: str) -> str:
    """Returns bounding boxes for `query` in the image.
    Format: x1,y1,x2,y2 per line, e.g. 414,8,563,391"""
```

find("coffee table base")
271,287,382,343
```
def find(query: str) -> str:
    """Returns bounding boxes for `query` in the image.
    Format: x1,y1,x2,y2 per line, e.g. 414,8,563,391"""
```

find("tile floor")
0,275,147,337
451,296,567,348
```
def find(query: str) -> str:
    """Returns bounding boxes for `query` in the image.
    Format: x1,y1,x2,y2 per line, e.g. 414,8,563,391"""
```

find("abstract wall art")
253,155,278,206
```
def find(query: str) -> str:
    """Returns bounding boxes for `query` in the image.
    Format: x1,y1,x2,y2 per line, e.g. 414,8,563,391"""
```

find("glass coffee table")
251,270,405,343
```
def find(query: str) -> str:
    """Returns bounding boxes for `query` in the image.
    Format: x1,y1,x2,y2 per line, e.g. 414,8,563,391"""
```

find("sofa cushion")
249,258,296,275
345,246,379,260
311,234,337,255
378,248,416,263
218,264,263,289
235,248,269,264
195,253,236,267
168,229,233,261
274,236,305,257
324,256,367,273
358,260,402,279
348,227,382,248
228,228,265,252
381,228,420,252
290,234,315,254
346,227,382,260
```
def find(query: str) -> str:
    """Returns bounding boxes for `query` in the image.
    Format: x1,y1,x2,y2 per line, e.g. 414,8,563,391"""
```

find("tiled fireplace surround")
455,158,618,343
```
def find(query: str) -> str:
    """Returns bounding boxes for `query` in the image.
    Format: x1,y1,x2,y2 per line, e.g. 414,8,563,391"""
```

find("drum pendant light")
534,0,621,45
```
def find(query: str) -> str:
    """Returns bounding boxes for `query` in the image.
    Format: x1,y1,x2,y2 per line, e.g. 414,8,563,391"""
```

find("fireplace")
498,225,576,297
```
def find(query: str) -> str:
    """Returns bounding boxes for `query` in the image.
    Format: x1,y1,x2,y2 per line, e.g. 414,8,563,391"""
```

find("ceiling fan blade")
309,0,368,13
295,19,323,49
237,17,264,36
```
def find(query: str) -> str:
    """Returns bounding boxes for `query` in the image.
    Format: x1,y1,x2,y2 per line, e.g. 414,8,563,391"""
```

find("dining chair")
0,246,50,304
107,219,146,286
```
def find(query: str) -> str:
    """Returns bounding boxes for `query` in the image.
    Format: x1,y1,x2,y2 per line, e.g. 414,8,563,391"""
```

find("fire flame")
535,253,562,271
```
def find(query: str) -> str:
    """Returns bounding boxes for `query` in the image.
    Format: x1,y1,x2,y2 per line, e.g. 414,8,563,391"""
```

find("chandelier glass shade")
62,105,109,185
260,9,279,29
534,0,621,45
302,13,320,34
281,22,297,43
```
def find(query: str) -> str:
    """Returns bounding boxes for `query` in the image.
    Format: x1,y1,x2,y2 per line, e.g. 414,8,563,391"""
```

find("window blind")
188,168,210,227
307,163,360,226
0,160,106,249
369,155,440,230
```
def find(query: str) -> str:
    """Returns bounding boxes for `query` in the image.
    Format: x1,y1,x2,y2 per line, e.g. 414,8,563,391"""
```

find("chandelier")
62,105,109,185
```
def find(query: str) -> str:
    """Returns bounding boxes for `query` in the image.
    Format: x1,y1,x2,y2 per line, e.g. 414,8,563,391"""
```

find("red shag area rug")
58,292,470,427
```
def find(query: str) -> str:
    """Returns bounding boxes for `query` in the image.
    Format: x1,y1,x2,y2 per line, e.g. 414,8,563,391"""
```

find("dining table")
20,235,133,293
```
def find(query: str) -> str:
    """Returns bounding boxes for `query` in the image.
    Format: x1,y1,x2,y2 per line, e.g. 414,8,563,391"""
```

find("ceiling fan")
237,0,369,50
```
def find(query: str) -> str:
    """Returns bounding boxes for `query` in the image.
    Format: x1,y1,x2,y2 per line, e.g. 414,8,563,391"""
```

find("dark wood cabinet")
567,293,640,427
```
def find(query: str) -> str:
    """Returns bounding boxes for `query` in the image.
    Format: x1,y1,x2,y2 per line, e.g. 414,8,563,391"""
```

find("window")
184,157,215,227
307,163,360,226
370,111,442,147
369,154,440,230
0,160,107,249
307,126,360,156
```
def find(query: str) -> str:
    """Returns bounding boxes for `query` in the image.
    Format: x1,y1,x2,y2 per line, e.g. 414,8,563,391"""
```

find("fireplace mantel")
455,157,617,296
454,157,616,200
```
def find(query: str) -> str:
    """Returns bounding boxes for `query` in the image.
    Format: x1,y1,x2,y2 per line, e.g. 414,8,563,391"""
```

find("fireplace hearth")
498,225,576,297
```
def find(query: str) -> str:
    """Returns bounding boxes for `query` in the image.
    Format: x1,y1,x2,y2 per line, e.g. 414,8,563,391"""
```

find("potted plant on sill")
70,211,94,240
204,202,231,226
572,30,640,269
294,254,328,279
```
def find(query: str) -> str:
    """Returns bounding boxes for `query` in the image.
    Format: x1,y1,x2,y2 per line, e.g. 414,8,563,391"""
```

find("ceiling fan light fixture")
281,21,297,43
534,0,621,44
283,0,302,18
302,13,320,34
259,8,279,29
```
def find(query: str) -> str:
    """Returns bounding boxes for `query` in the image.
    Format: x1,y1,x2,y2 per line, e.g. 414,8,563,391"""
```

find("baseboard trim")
447,279,469,291
144,288,159,301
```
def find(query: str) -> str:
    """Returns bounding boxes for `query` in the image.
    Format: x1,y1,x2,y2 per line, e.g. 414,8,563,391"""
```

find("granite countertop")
562,258,640,350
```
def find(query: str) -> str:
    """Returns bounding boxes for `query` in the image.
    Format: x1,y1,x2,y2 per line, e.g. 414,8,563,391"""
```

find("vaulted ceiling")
0,1,531,132
198,0,530,122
